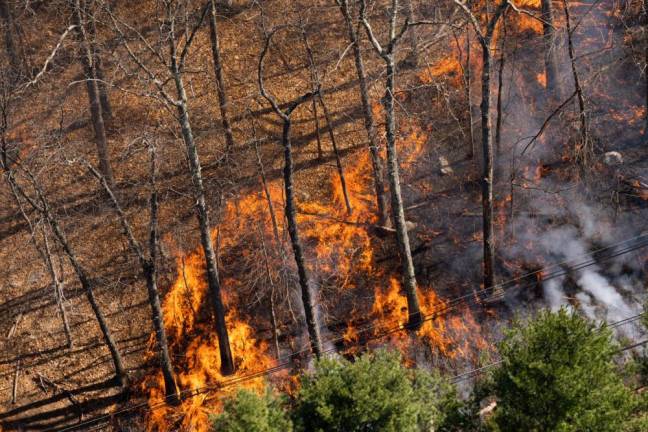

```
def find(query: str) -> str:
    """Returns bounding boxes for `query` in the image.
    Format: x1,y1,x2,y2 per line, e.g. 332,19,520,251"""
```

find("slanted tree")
359,0,424,329
491,308,634,431
72,0,115,188
258,26,323,358
2,163,127,386
294,349,458,431
336,0,388,226
87,146,180,404
107,0,235,375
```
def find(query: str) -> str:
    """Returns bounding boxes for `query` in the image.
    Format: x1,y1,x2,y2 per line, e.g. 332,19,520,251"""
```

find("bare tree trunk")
0,0,21,82
541,0,558,96
336,0,388,226
42,226,73,349
311,95,324,160
402,0,419,67
8,170,127,386
5,177,73,348
384,55,422,329
208,0,235,153
73,0,114,188
480,40,496,294
253,130,282,248
562,0,588,163
170,47,235,376
360,0,423,329
259,224,281,359
320,94,352,215
300,25,352,214
281,117,323,357
495,22,506,155
88,152,180,404
86,0,112,120
465,28,476,158
259,30,324,357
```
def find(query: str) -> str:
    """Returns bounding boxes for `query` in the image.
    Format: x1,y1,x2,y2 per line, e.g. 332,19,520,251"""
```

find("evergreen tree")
294,349,457,432
491,308,633,431
211,388,292,432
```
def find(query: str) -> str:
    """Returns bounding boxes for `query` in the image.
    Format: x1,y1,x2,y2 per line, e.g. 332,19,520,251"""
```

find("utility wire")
52,234,648,431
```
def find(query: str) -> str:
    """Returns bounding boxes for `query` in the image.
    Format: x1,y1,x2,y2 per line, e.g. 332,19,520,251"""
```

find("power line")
52,234,648,431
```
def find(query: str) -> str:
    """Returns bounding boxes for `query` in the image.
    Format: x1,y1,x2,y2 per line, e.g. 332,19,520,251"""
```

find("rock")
603,151,623,166
439,156,453,175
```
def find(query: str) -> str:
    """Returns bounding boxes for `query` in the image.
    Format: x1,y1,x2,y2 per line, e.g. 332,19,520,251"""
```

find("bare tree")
73,0,115,188
1,143,73,349
336,0,389,226
541,0,558,95
0,0,22,82
359,0,423,329
87,145,180,404
454,0,510,294
301,22,353,214
208,0,235,154
561,0,589,164
86,0,112,120
258,26,323,358
106,0,235,375
1,161,127,386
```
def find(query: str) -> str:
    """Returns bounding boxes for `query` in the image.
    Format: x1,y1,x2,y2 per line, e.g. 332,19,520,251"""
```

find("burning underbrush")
138,113,492,430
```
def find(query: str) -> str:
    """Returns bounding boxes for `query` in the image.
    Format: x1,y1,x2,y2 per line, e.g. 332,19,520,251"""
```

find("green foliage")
211,388,292,432
491,308,634,432
294,349,458,432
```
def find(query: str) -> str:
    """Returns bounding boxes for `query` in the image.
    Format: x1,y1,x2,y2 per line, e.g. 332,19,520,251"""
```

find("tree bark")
384,55,422,329
541,0,559,96
258,30,324,357
89,155,180,404
208,0,235,153
320,94,352,215
170,44,235,376
480,40,496,294
281,117,323,357
402,0,419,67
5,176,73,349
0,0,21,83
359,0,423,329
86,0,112,120
337,0,388,226
73,0,114,188
562,0,588,163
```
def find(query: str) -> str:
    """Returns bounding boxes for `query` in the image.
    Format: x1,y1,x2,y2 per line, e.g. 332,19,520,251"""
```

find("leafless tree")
454,0,510,295
106,0,235,375
335,0,389,226
258,25,324,358
0,0,22,83
1,159,127,386
87,145,180,404
541,0,558,95
562,0,590,165
73,0,115,188
359,0,424,329
208,0,235,154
